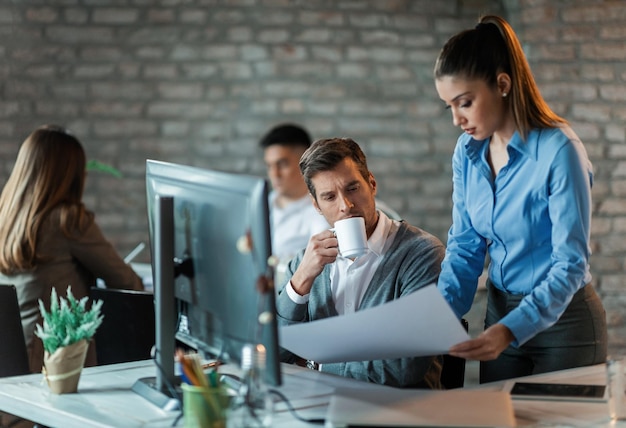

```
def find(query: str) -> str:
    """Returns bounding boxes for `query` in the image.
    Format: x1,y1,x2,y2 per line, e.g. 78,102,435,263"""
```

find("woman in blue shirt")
434,15,607,383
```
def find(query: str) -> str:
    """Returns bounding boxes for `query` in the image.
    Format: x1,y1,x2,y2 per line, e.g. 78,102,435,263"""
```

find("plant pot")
42,339,89,394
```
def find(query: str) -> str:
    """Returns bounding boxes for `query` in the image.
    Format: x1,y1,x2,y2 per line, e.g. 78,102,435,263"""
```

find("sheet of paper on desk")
279,284,469,363
326,388,516,427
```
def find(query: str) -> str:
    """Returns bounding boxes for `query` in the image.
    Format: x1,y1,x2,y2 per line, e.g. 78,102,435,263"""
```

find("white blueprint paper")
279,284,470,364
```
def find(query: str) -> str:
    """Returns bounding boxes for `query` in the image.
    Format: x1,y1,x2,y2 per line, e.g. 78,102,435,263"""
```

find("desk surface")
0,360,624,427
0,360,392,428
479,363,622,427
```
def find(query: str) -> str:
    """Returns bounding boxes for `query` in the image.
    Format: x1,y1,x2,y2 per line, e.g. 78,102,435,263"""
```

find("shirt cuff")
286,281,310,304
500,311,531,347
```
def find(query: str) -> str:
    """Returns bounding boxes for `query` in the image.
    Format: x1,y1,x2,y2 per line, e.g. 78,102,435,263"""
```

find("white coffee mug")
332,217,368,259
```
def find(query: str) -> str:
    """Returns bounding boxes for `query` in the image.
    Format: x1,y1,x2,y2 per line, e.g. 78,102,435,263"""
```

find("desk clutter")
175,345,513,428
0,360,622,427
177,345,274,428
177,350,227,428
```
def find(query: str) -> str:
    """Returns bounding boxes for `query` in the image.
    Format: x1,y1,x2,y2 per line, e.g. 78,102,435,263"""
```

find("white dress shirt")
286,211,400,314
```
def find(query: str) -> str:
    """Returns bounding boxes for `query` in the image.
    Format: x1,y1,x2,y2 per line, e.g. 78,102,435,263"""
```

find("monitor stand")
133,196,180,411
132,376,181,411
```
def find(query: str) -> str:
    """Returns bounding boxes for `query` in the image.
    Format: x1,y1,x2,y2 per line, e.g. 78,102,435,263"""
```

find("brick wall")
513,1,626,355
0,0,624,355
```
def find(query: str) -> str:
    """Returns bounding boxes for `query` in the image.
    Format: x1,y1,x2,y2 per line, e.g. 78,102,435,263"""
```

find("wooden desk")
0,360,624,427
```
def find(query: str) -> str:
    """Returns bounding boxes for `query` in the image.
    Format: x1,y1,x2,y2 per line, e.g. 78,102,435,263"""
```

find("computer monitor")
134,159,281,409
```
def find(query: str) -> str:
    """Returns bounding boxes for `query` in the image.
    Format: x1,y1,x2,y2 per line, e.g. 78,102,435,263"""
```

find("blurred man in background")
259,124,330,285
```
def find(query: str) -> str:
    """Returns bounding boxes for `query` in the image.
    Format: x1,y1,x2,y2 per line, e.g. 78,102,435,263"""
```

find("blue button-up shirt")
437,126,593,346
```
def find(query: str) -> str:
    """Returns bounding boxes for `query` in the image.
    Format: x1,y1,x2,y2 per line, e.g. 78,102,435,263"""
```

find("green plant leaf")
34,285,104,355
86,160,122,178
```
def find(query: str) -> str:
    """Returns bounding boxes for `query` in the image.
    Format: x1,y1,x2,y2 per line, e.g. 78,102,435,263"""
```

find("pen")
189,353,209,388
178,362,193,385
176,349,200,386
124,242,146,264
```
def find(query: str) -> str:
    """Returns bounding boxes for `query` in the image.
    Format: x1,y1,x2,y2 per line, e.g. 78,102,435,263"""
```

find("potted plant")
34,286,103,394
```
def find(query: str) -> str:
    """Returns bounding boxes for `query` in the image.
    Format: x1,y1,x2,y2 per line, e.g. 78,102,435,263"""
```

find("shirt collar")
509,130,538,160
366,210,391,256
464,130,538,162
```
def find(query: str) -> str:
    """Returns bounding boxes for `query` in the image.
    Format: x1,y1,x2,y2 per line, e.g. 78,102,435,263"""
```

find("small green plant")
34,286,104,355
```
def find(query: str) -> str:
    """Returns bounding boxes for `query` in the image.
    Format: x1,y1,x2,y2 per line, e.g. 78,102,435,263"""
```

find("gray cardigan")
277,221,445,388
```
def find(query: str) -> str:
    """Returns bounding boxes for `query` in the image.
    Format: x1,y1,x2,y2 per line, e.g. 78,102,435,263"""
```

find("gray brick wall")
0,0,624,356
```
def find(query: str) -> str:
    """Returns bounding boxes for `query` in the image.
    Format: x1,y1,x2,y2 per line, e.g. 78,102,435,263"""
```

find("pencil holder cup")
182,383,228,428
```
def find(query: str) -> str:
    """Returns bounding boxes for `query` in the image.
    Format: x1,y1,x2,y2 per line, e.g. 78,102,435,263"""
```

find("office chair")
89,287,155,365
375,199,402,221
440,318,469,389
0,284,33,428
0,284,30,378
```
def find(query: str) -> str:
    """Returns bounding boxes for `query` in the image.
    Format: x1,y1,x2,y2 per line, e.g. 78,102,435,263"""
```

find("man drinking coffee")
276,137,446,389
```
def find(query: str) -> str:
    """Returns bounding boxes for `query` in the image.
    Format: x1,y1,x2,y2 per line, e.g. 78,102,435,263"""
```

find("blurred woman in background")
0,124,143,372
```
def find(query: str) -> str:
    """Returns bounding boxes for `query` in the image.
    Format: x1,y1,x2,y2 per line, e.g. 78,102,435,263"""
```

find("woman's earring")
502,92,508,97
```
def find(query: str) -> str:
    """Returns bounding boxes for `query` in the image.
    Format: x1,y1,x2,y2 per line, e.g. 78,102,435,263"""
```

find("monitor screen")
141,159,281,401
